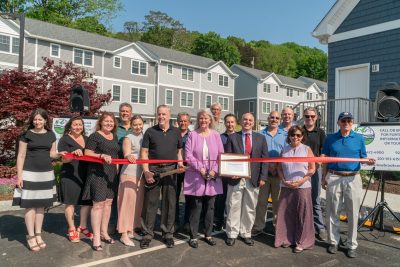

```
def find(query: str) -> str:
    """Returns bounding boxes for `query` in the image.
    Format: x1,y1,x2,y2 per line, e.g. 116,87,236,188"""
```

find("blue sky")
111,0,336,52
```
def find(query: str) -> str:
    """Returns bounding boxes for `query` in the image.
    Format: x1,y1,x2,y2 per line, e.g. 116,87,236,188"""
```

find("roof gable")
208,61,238,78
312,0,360,44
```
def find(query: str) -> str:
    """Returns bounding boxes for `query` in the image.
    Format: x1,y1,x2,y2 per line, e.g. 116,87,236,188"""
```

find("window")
218,96,229,111
167,64,173,74
306,92,313,100
165,89,173,105
74,48,93,66
274,103,279,111
180,92,194,107
287,88,293,97
131,87,146,104
207,72,212,82
50,43,60,58
182,67,194,81
113,56,121,68
249,101,255,113
205,95,212,108
263,84,271,93
262,101,271,114
275,85,279,92
0,34,19,54
131,60,147,75
218,75,229,87
112,85,121,101
316,94,319,99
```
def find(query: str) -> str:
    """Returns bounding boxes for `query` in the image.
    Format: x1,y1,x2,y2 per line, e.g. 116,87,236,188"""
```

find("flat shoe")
282,244,290,248
92,244,103,251
120,238,135,247
294,246,303,253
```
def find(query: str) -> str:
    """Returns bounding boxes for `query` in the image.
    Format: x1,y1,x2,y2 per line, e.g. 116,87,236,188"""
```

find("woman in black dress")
82,112,119,251
58,116,93,243
13,108,61,251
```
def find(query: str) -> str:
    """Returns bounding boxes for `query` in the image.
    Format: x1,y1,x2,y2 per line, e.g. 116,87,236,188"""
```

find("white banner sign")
354,124,400,171
52,117,97,149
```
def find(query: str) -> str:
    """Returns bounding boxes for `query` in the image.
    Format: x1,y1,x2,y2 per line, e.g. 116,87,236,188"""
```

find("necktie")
245,133,252,155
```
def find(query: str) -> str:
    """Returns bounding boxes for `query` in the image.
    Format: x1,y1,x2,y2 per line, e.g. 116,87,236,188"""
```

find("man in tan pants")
252,111,287,236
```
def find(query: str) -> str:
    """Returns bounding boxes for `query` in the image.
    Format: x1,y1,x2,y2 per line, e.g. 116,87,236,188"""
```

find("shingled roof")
137,41,216,69
15,18,131,52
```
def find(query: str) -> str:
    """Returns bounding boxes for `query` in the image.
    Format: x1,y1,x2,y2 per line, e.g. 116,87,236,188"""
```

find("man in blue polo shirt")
321,112,375,258
252,111,287,236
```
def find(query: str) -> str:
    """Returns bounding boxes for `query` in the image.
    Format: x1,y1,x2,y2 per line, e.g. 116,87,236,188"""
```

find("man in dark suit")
224,112,268,246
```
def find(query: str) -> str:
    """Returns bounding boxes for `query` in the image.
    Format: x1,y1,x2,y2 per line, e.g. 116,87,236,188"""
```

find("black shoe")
225,238,235,246
189,239,198,248
140,239,151,249
213,224,223,232
243,237,254,246
327,244,338,254
164,238,175,248
204,237,217,246
347,249,357,258
251,229,263,237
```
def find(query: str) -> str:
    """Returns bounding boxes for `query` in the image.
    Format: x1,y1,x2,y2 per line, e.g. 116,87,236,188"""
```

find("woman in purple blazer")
184,109,224,248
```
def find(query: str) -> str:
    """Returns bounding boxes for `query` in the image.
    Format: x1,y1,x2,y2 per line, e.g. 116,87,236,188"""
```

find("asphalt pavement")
1,203,400,267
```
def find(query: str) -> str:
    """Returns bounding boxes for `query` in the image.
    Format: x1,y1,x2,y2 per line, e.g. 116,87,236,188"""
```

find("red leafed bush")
0,58,111,164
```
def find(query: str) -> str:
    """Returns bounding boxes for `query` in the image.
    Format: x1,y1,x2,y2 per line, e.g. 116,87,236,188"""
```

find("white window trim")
207,72,212,82
218,96,229,111
50,43,60,58
130,87,147,105
181,67,194,82
165,89,174,106
274,103,279,112
262,101,271,114
0,33,19,55
131,59,148,76
73,48,94,67
113,56,122,69
205,94,212,108
218,74,229,87
167,64,173,75
287,88,293,97
111,84,122,102
249,101,255,113
180,91,194,108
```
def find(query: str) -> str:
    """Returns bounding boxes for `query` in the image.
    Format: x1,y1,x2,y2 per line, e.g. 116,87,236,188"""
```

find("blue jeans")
311,170,325,233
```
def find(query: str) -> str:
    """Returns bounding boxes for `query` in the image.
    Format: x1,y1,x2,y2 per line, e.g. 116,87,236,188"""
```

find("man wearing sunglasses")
321,112,375,258
302,107,327,241
252,111,286,236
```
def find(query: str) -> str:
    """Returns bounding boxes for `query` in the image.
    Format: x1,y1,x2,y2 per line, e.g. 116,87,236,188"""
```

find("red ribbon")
63,153,373,165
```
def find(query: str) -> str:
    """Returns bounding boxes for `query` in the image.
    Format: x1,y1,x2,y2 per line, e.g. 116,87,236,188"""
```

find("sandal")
204,237,216,246
189,239,198,248
35,233,46,249
26,235,40,252
92,244,103,251
77,226,93,240
67,229,80,243
100,236,115,244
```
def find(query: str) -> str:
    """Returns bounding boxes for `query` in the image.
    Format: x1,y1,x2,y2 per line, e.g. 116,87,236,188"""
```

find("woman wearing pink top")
184,109,224,248
275,125,316,253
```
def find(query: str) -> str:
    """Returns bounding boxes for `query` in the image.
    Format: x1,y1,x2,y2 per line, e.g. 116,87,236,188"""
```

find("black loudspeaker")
375,82,400,121
70,85,90,113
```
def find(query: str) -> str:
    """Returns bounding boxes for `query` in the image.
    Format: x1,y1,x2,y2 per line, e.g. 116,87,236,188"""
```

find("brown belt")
328,170,359,177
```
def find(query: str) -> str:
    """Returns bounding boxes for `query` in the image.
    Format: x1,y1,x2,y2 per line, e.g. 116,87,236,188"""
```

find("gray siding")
335,0,400,34
103,53,156,84
158,85,200,118
230,66,258,99
234,99,257,121
328,28,400,101
158,62,201,89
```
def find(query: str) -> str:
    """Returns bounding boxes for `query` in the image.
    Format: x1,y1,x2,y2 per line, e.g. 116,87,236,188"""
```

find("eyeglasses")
304,115,316,119
340,119,352,124
269,116,280,120
290,133,303,138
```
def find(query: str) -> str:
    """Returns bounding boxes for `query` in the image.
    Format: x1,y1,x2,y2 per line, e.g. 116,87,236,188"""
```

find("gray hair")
195,109,214,129
119,102,132,112
211,102,222,110
177,112,191,121
156,104,170,114
303,106,318,114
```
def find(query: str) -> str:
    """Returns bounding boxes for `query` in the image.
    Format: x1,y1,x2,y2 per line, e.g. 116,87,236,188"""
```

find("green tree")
253,44,297,77
142,10,185,31
192,32,240,66
227,36,257,67
141,26,174,48
70,16,108,35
